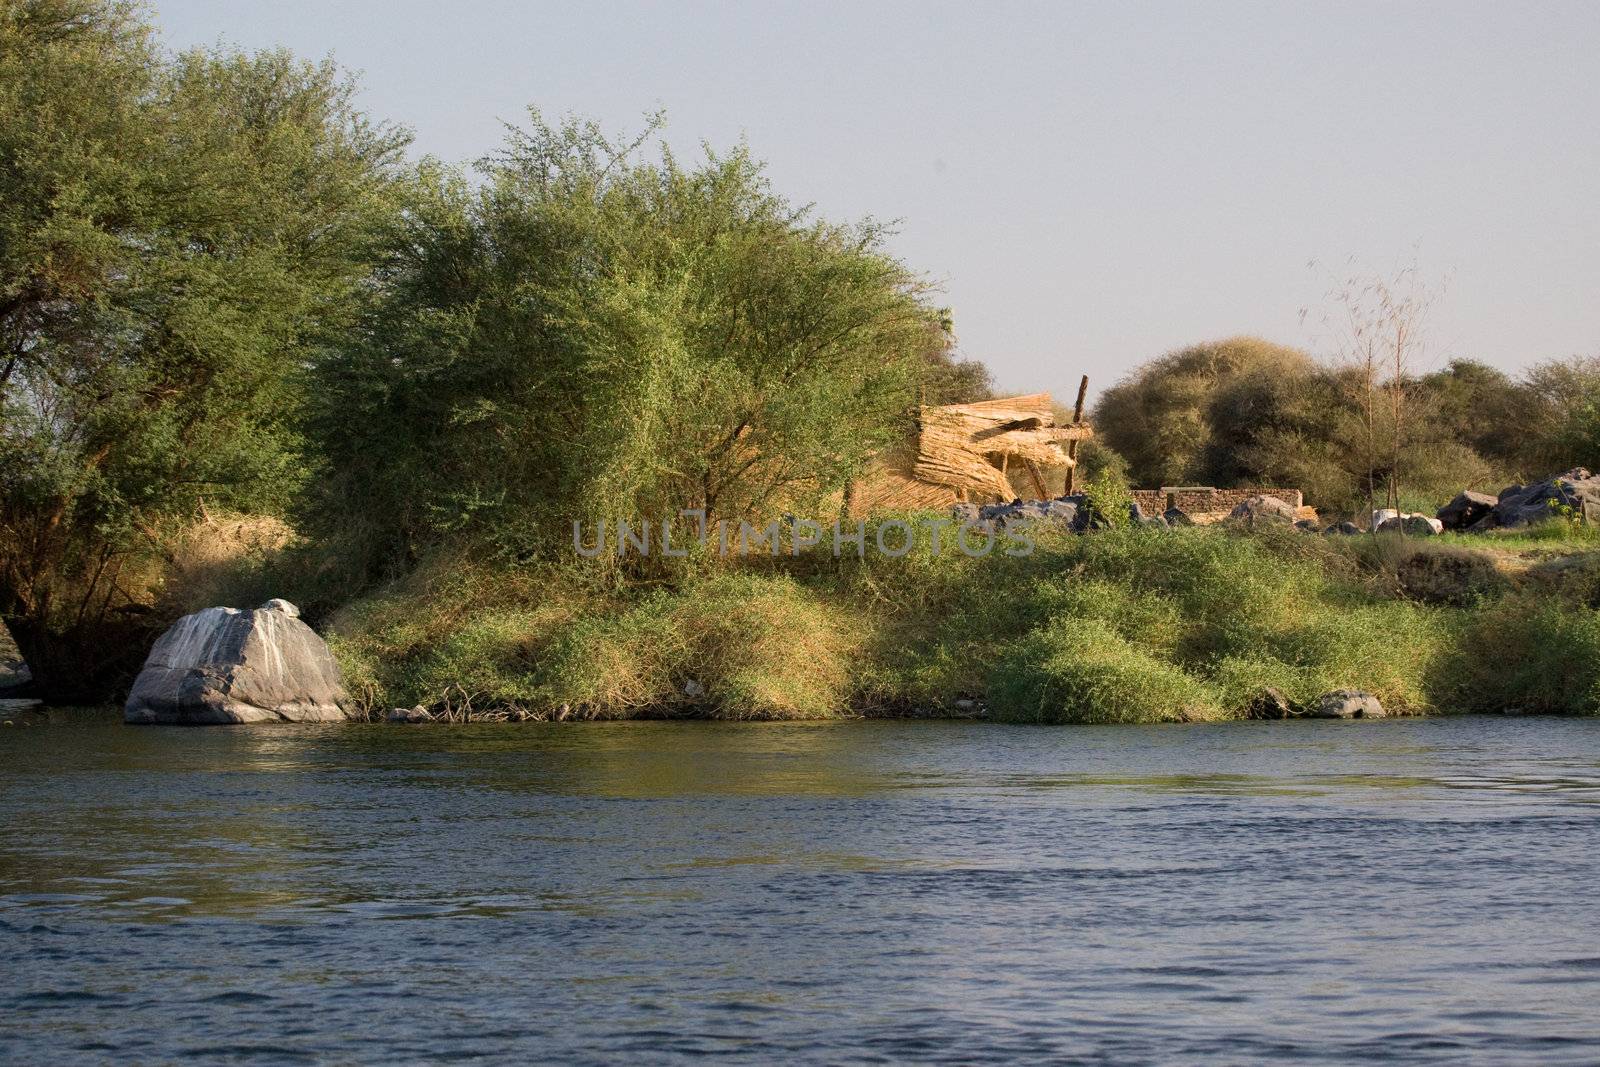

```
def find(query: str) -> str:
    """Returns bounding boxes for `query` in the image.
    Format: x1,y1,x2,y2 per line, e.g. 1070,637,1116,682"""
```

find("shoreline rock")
1309,689,1386,719
124,600,350,725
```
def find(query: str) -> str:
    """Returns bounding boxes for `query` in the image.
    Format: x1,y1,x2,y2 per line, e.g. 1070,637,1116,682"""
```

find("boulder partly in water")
124,600,350,725
1309,689,1386,719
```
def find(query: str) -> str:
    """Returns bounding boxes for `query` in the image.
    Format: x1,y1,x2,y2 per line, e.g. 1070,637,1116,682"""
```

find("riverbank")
324,522,1600,724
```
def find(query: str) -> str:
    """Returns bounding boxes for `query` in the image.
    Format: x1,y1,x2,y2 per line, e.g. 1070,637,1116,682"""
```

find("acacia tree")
310,112,942,580
0,0,408,699
1326,266,1438,519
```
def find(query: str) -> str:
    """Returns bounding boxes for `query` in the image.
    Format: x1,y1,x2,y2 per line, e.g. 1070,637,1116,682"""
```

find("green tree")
1511,356,1600,475
918,308,993,405
0,0,408,699
311,111,943,581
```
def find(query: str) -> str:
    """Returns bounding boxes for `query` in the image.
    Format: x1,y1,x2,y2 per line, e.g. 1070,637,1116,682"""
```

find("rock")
1246,687,1297,720
1063,493,1114,532
386,706,431,723
1309,689,1386,719
1294,519,1320,533
1127,501,1147,524
1225,494,1297,529
953,698,976,711
1322,521,1361,536
1485,468,1600,529
1163,507,1195,527
1437,490,1497,531
1141,514,1169,529
124,599,350,724
1370,508,1399,530
683,678,706,700
1043,500,1079,523
1377,514,1442,536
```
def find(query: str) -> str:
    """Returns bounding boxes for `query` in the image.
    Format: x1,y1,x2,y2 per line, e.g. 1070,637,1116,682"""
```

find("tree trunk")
1,610,159,705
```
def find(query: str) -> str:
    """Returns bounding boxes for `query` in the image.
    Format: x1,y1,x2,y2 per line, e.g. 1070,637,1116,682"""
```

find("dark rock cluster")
953,491,1375,538
1437,469,1600,532
952,494,1164,534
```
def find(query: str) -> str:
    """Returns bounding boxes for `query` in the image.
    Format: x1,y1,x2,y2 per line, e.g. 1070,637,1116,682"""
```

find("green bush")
1438,595,1600,715
849,525,1449,720
987,619,1222,724
325,524,1595,722
309,111,943,583
330,565,853,719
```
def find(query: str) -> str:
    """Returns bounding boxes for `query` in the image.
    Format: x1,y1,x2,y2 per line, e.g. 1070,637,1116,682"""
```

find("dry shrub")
153,514,295,613
1342,534,1507,606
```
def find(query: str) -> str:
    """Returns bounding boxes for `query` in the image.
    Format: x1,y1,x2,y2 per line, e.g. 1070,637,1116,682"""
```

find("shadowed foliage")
0,0,408,700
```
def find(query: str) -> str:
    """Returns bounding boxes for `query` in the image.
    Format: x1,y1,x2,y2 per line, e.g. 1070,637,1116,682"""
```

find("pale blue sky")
152,0,1600,402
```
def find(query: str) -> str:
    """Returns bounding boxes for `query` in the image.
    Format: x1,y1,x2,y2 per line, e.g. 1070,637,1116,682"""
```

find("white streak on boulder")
124,600,349,725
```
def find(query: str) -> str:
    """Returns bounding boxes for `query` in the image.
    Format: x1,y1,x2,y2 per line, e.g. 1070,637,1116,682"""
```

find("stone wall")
1132,487,1305,521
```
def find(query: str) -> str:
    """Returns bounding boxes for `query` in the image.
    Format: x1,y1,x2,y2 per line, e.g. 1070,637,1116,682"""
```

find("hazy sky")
152,1,1600,403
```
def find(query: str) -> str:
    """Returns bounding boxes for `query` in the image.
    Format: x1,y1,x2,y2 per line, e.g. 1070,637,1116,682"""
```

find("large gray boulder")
125,600,350,724
1377,513,1443,536
1225,494,1297,529
1309,689,1386,719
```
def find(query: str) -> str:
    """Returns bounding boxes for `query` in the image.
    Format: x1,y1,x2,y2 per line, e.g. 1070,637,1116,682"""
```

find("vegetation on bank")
323,524,1600,723
0,1,976,700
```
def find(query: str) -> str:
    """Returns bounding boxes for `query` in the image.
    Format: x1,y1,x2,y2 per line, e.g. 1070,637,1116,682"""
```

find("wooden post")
1023,459,1049,499
1064,374,1089,495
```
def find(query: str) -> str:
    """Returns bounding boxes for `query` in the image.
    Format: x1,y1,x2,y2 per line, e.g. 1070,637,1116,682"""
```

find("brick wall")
1131,487,1304,519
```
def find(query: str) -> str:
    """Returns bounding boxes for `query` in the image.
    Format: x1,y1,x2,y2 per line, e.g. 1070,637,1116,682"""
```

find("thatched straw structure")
848,393,1092,515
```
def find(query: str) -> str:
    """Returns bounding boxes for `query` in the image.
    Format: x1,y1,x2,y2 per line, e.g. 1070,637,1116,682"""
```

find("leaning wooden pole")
1064,374,1089,494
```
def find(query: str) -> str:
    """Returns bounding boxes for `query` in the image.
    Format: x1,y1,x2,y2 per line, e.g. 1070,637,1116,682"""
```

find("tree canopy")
1093,337,1600,514
0,0,408,696
310,112,945,580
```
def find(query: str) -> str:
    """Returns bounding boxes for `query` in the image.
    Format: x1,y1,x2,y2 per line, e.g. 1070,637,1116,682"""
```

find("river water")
3,712,1600,1064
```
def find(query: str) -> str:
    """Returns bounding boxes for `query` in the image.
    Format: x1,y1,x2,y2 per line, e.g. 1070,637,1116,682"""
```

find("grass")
1439,522,1600,554
320,519,1600,723
329,561,854,720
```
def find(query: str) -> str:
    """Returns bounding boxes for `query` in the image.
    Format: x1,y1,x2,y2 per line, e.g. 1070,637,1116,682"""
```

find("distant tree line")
1091,337,1600,517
